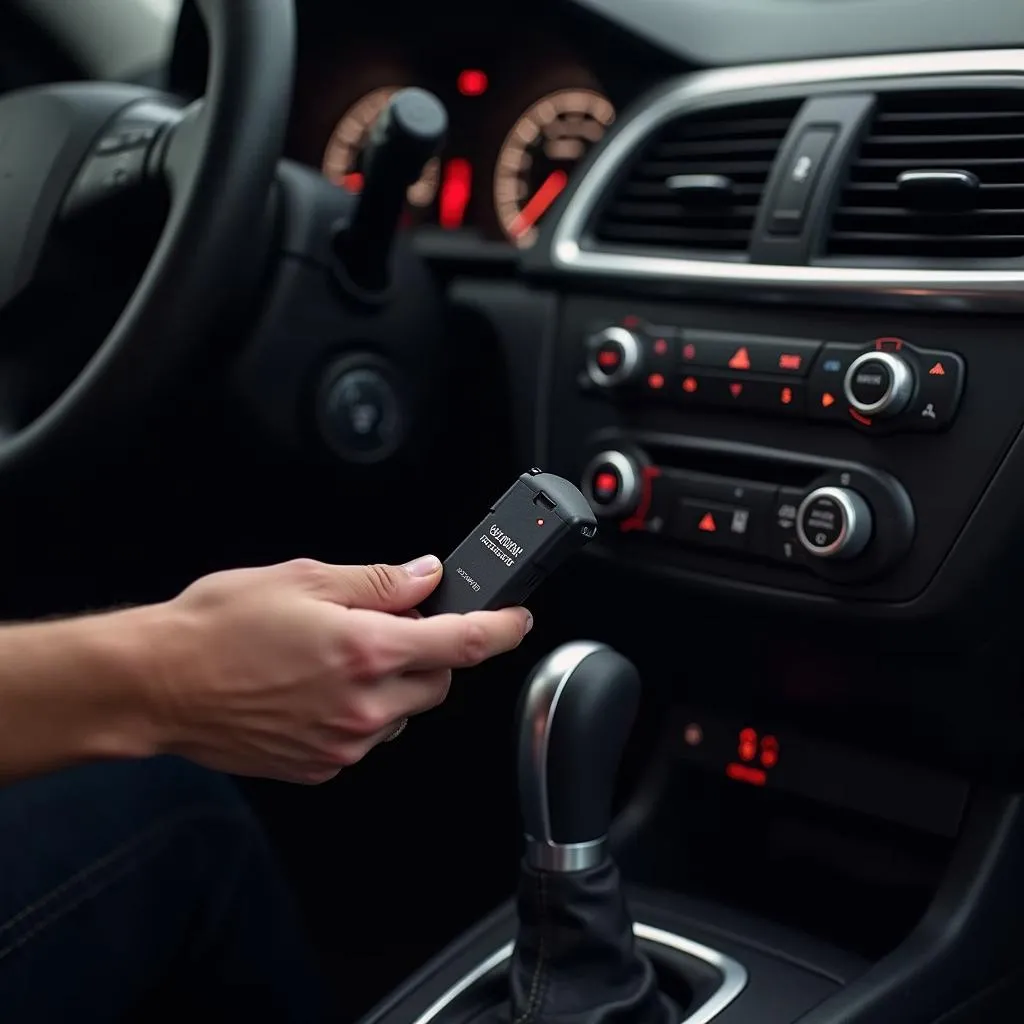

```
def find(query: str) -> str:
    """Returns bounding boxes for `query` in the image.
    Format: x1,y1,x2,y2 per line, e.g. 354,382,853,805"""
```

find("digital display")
675,709,969,838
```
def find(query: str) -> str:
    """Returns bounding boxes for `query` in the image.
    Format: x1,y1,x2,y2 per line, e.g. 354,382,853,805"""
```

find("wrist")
62,604,175,763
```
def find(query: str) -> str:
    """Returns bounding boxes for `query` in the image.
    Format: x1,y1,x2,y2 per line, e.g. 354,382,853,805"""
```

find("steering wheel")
0,0,294,476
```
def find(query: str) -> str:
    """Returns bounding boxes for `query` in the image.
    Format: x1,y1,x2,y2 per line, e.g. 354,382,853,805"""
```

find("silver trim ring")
843,351,912,416
796,486,857,559
581,451,640,519
526,836,607,873
409,921,749,1024
548,49,1024,308
384,717,409,742
585,326,641,388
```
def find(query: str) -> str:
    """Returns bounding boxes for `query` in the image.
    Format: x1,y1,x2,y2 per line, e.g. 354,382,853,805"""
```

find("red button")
595,344,622,374
591,467,621,504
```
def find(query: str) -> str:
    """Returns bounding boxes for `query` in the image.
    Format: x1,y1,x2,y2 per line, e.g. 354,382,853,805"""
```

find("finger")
380,668,453,716
288,555,444,613
346,606,533,672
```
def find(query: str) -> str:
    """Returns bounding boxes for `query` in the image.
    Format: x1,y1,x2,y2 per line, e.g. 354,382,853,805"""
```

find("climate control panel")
581,320,965,435
580,441,915,584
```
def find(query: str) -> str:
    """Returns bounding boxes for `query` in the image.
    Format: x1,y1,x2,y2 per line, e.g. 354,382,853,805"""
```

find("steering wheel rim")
0,0,295,476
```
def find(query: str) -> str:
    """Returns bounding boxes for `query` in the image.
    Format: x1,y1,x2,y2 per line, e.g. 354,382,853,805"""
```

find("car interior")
3,0,1024,1021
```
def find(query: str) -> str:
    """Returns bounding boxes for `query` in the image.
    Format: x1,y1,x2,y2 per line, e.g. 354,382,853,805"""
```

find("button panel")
580,446,916,585
581,322,965,434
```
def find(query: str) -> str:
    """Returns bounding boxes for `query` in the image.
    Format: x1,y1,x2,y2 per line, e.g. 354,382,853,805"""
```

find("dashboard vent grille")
827,90,1024,260
591,99,802,255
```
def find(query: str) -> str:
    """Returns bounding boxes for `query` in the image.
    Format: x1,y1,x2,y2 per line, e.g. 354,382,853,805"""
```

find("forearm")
0,606,164,784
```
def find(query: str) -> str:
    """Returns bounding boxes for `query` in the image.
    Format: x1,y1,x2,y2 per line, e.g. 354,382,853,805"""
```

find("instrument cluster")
288,39,617,248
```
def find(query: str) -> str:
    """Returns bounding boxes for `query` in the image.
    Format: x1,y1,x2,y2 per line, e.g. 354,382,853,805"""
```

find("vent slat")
827,89,1024,261
591,98,802,254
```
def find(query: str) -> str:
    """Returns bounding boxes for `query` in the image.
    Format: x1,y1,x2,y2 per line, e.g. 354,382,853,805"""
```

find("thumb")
322,555,443,612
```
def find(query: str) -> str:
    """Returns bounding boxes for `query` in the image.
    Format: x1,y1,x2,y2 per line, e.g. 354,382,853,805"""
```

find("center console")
545,296,1024,611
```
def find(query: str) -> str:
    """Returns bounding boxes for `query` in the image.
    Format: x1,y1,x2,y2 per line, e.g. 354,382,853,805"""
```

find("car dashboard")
22,0,1024,1018
266,2,675,257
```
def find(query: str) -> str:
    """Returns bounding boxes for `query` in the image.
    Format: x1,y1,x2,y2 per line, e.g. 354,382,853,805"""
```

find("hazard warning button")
671,498,752,551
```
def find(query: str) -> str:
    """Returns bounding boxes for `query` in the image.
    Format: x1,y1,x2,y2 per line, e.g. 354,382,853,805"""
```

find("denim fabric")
0,757,329,1023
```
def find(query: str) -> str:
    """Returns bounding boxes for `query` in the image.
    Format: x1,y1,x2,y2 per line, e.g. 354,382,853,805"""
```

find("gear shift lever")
518,641,641,872
509,642,671,1024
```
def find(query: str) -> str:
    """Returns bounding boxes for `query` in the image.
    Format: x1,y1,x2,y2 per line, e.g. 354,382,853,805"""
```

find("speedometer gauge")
322,87,440,207
495,88,615,248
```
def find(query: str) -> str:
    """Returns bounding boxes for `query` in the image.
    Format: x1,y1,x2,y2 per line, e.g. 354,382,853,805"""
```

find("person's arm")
0,607,160,782
0,557,532,785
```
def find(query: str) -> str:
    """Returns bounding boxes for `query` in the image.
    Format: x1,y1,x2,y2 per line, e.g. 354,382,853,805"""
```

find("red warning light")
439,158,472,229
778,353,802,371
821,392,836,408
760,734,780,768
594,472,618,495
536,518,545,527
682,376,699,393
929,361,946,376
726,763,767,786
647,372,665,390
698,512,717,533
738,727,757,761
780,386,794,406
728,346,751,370
654,338,669,356
457,69,488,96
683,343,697,361
729,382,744,398
597,349,620,368
622,315,640,328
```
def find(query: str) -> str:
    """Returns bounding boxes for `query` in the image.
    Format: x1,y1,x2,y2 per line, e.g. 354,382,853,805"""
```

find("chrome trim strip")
410,922,749,1024
550,49,1024,303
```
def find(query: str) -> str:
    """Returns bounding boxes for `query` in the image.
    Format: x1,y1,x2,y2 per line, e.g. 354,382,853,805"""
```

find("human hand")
135,556,531,783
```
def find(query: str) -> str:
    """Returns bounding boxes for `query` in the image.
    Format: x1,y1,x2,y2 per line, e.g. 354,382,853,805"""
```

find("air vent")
591,99,802,255
827,90,1024,261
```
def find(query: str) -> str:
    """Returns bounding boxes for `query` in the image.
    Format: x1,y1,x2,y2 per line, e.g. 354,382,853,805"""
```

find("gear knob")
517,642,641,872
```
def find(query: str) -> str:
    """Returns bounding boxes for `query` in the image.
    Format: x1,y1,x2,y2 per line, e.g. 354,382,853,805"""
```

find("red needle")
509,169,569,238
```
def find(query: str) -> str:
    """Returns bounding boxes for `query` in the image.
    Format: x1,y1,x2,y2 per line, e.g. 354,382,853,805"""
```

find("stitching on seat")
0,803,244,963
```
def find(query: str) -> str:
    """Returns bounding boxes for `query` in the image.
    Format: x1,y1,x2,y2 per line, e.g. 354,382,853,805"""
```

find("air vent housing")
827,90,1024,261
590,99,802,256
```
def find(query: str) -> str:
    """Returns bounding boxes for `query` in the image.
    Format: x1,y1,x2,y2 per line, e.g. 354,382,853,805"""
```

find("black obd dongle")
419,468,598,615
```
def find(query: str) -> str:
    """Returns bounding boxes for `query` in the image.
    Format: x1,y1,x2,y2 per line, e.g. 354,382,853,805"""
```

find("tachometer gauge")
495,88,615,248
322,87,440,207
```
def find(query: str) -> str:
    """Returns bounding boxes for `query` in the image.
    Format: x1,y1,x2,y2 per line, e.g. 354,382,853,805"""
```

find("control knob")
584,327,643,388
581,451,642,519
796,486,873,559
844,351,915,418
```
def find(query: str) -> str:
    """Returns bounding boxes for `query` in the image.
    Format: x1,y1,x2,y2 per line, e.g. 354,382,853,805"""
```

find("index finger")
385,607,533,672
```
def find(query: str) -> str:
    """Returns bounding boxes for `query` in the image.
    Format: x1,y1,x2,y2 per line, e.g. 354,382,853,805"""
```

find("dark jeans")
0,757,329,1023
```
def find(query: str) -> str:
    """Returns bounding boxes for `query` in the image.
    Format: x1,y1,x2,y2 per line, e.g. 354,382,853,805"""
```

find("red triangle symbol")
929,362,946,376
729,382,743,398
698,512,717,533
728,346,751,370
